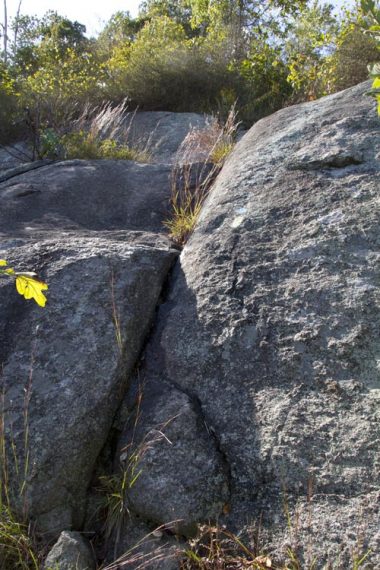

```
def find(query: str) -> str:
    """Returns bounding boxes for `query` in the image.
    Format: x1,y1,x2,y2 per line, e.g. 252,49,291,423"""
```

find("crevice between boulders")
164,375,233,503
89,252,232,550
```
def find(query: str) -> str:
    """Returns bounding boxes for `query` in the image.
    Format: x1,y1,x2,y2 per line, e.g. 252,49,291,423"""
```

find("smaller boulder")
44,531,95,570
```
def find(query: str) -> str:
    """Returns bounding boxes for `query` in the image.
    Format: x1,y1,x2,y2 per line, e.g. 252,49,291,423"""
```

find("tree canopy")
0,0,378,143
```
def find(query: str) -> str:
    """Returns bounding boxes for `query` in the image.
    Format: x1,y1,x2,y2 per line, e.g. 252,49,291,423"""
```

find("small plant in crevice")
98,393,177,560
164,105,239,246
57,131,150,162
101,521,181,570
0,339,47,569
180,524,272,570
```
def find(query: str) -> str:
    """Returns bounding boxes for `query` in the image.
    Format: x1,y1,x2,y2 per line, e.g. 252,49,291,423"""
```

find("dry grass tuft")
164,106,239,245
180,524,271,570
26,99,151,163
0,354,47,570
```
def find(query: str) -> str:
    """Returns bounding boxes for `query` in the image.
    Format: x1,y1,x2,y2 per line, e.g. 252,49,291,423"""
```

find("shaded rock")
107,515,183,570
0,142,31,174
120,82,380,566
118,381,229,536
0,159,54,184
44,531,95,570
0,234,177,534
0,160,174,235
0,158,179,535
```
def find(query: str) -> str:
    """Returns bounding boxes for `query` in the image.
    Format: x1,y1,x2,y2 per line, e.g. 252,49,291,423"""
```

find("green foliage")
0,0,377,147
19,47,104,136
360,0,380,114
0,63,21,144
237,42,292,123
95,11,146,60
57,131,149,162
329,22,378,92
284,1,380,104
0,505,39,570
285,1,338,101
106,15,234,112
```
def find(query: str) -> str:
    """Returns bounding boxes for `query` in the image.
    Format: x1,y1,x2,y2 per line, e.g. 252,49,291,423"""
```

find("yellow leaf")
0,260,7,266
15,274,48,307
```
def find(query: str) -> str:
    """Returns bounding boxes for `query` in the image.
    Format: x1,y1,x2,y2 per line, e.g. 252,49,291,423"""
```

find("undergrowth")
0,359,45,570
58,131,149,162
181,523,373,570
164,106,239,245
9,99,152,163
106,522,373,570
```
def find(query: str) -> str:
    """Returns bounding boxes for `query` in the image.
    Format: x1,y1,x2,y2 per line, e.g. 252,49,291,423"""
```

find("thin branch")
13,0,23,52
3,0,8,64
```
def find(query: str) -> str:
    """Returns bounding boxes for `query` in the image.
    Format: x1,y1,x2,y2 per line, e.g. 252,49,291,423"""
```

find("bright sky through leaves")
5,0,141,36
5,0,355,36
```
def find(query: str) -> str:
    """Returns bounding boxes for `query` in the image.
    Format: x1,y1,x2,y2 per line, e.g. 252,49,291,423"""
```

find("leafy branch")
361,0,380,114
0,260,48,307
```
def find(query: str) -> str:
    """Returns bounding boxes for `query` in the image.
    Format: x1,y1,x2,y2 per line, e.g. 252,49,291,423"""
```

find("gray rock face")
119,82,380,566
0,143,31,173
121,111,210,164
0,160,178,534
44,531,95,570
118,381,229,536
0,160,173,235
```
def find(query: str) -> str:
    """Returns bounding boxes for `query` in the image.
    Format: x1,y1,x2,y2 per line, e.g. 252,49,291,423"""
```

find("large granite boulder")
0,160,178,534
0,159,174,234
0,111,210,180
118,82,380,566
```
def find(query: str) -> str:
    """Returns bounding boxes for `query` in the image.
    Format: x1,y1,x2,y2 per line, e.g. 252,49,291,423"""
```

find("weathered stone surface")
120,82,380,566
117,380,229,536
44,531,95,570
0,160,174,235
0,158,178,535
121,111,210,164
0,143,31,173
0,234,177,534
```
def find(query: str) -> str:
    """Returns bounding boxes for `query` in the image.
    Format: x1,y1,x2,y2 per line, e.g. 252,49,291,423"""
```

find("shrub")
329,25,378,92
106,16,239,114
0,64,22,145
25,100,151,162
58,131,149,162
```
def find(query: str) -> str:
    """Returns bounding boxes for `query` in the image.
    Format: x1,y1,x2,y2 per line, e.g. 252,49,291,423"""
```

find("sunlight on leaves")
1,260,48,307
15,274,49,308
